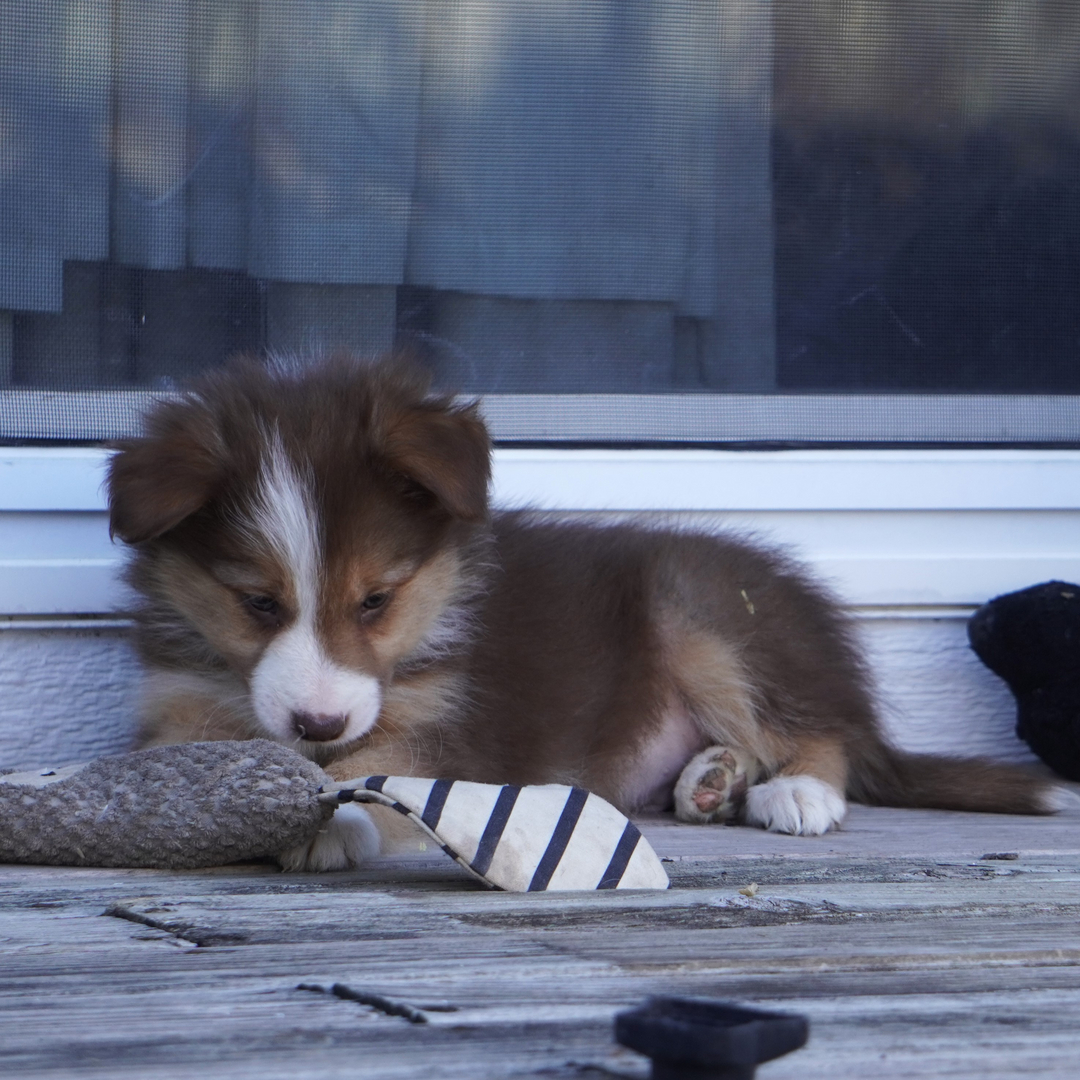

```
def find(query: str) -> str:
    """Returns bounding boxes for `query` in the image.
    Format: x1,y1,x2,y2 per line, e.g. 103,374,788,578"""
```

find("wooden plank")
640,803,1080,860
4,807,1080,1078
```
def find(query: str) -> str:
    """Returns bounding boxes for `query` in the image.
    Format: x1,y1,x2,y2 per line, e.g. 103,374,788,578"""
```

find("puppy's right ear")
108,411,222,545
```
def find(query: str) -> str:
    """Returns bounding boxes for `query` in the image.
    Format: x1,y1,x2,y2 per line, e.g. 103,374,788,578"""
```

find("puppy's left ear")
384,402,491,522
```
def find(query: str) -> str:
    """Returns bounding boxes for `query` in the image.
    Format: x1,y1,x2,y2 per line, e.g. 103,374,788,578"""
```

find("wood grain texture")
3,804,1080,1078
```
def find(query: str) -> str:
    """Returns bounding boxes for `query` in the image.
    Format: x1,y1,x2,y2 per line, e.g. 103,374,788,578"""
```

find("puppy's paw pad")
744,776,846,836
674,746,761,824
278,803,381,872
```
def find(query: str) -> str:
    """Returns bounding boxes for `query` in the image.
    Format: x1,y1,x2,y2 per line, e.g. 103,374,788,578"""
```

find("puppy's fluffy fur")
108,356,1067,869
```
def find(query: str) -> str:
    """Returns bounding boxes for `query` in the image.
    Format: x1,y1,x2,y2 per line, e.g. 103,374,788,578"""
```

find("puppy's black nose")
291,711,347,742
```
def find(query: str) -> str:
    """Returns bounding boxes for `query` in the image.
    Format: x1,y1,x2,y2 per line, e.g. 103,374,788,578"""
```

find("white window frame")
1,445,1079,622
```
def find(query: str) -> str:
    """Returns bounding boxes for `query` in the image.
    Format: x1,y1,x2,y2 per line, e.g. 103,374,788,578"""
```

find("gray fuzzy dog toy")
0,741,331,870
0,740,669,890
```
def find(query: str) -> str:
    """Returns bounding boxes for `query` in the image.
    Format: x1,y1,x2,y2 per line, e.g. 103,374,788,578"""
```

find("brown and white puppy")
108,355,1069,870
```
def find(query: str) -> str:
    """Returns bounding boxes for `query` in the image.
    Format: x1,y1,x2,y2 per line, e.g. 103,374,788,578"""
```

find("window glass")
2,1,1078,442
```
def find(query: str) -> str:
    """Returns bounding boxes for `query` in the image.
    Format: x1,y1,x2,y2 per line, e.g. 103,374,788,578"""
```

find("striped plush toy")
324,775,669,891
0,741,668,891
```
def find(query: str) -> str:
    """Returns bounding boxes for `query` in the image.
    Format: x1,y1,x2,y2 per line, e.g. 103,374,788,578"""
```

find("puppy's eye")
360,591,390,614
241,594,281,621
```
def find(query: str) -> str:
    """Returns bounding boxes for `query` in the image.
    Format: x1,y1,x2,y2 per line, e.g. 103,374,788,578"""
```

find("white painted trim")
0,447,1078,614
0,617,134,631
3,446,1080,512
0,606,975,631
852,605,976,620
490,448,1080,511
0,448,112,511
0,561,123,615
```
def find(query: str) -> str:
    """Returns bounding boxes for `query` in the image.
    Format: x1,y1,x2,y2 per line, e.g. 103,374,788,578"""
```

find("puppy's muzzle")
291,711,347,742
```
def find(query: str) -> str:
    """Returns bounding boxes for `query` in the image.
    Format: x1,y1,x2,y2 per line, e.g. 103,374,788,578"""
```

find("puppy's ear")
108,410,223,544
383,402,491,522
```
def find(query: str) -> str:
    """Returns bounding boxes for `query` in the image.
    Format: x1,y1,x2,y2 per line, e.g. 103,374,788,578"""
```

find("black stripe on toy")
528,787,590,891
364,775,388,792
470,785,521,876
422,779,454,830
596,821,641,889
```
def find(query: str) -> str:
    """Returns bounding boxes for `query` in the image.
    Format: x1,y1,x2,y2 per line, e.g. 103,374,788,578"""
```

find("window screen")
2,1,1078,443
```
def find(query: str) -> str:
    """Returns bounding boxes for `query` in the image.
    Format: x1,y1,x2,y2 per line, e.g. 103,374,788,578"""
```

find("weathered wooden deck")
4,803,1080,1079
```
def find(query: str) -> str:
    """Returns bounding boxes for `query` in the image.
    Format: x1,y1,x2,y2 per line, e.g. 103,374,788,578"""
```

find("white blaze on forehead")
249,433,320,620
246,434,382,744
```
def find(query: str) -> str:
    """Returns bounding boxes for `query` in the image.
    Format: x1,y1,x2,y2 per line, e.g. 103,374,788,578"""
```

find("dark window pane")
1,1,1078,442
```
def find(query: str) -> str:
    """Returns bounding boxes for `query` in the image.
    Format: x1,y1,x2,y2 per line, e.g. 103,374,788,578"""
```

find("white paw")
1041,785,1080,813
674,746,762,824
744,776,846,836
278,804,381,872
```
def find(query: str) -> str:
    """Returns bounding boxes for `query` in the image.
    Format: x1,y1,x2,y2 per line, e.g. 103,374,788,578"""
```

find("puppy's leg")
281,740,435,872
278,802,382,872
663,626,783,825
744,736,849,836
674,746,763,824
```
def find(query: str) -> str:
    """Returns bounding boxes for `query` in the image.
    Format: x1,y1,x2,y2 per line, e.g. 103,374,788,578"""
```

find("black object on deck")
615,996,809,1079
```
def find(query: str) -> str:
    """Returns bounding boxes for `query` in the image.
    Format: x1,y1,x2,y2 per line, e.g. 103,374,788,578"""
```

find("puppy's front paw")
278,803,381,872
674,746,762,823
744,776,846,836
